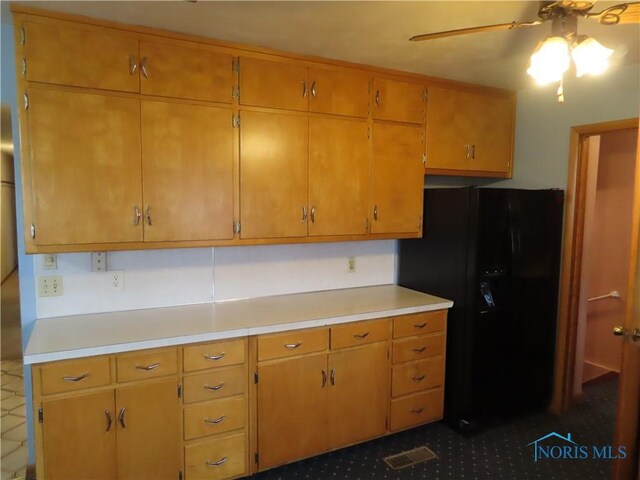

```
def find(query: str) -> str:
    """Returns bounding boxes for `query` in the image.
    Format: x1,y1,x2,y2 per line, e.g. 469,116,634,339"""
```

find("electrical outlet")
38,275,63,297
110,271,124,291
91,252,108,272
42,254,57,270
348,256,356,273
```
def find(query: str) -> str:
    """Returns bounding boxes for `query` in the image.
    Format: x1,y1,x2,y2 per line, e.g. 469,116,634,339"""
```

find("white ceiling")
7,1,640,91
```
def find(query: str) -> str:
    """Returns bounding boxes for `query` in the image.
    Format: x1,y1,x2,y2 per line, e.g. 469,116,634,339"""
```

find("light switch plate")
42,254,57,270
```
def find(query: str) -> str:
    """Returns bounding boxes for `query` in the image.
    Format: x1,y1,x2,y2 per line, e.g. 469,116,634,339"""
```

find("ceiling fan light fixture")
527,36,571,85
571,35,614,77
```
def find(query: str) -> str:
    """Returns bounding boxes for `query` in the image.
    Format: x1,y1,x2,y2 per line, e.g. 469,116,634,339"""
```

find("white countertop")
24,285,453,365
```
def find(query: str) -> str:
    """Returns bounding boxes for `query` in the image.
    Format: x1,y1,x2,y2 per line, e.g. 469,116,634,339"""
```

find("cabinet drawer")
330,319,389,350
184,339,246,372
391,356,444,397
393,310,446,339
116,348,178,383
185,432,246,480
183,366,246,404
257,328,328,362
392,334,445,364
390,389,443,432
40,356,111,395
184,395,246,440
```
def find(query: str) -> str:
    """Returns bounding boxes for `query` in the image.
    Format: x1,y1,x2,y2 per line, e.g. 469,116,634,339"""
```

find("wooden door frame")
551,117,639,414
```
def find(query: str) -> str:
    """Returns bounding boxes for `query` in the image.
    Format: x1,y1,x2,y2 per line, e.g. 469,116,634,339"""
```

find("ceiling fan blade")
585,2,640,24
409,21,543,42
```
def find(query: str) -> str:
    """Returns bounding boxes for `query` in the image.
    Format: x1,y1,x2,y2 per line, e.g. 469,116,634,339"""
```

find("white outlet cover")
38,275,63,297
111,271,124,292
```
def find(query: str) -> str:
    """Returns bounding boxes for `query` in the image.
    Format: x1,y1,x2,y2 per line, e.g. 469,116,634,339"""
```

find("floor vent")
383,445,438,470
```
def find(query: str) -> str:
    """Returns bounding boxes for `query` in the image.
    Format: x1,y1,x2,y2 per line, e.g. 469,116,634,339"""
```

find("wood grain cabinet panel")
40,356,111,395
184,432,246,480
139,41,233,103
308,67,370,118
116,348,178,383
392,356,444,397
27,87,143,246
183,365,246,404
329,319,389,350
390,388,443,432
240,110,309,239
393,310,447,338
239,56,308,111
258,328,328,362
23,20,139,92
183,395,246,440
183,339,246,372
372,78,425,124
392,334,445,364
308,117,370,236
141,101,234,242
371,123,424,235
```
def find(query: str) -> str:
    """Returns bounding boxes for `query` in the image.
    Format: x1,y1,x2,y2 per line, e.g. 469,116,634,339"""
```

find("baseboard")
582,370,619,386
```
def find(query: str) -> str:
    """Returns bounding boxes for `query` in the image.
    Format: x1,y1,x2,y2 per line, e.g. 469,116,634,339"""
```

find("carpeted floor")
250,378,618,480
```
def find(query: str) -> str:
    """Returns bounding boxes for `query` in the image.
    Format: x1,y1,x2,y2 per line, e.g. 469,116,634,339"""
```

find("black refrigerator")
398,187,564,432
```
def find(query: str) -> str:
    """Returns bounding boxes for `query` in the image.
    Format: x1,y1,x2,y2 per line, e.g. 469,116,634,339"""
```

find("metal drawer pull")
375,90,380,106
141,57,149,78
63,373,89,382
373,205,378,221
413,323,427,329
118,406,126,428
284,342,302,349
206,457,228,467
321,369,327,387
105,410,113,432
301,206,307,223
413,374,426,382
135,362,160,371
129,54,137,76
204,382,225,391
412,347,426,353
204,415,226,425
311,80,317,97
145,205,152,226
330,368,335,386
133,205,141,226
411,408,424,415
353,332,369,340
204,353,225,361
302,80,308,98
310,206,315,223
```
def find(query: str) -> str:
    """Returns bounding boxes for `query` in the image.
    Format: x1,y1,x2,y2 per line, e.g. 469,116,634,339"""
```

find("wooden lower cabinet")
185,433,246,480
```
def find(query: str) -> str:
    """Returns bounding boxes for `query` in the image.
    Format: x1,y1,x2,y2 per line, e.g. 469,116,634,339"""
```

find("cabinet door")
257,353,328,470
425,86,468,171
24,20,139,92
308,67,369,118
240,110,308,239
469,93,514,174
328,343,389,448
371,123,424,234
308,117,369,236
141,101,234,241
239,56,308,111
139,41,233,103
28,87,142,245
42,390,117,480
372,78,425,124
116,379,180,480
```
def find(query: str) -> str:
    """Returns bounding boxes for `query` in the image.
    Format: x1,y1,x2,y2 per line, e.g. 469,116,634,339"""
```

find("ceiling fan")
410,1,640,101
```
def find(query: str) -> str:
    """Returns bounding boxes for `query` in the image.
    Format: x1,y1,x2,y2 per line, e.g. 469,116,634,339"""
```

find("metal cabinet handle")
63,373,89,382
302,80,308,98
412,347,426,353
105,410,113,432
145,206,152,226
375,90,380,106
118,406,126,428
330,368,335,386
353,332,369,340
413,323,427,329
140,57,149,78
471,144,476,159
311,80,316,98
135,362,160,371
465,144,471,160
321,369,327,387
204,353,226,361
284,342,302,349
129,54,138,76
206,457,228,467
204,415,226,425
204,382,225,391
302,206,307,223
373,205,378,221
411,408,424,415
310,206,315,223
412,374,426,382
133,206,141,226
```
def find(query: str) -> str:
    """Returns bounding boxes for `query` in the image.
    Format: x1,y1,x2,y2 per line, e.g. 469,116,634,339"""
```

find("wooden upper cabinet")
240,110,309,239
23,20,139,93
308,117,370,236
372,78,425,124
239,56,308,111
426,85,514,176
141,101,234,242
308,67,370,118
139,41,233,103
371,123,424,235
27,87,143,246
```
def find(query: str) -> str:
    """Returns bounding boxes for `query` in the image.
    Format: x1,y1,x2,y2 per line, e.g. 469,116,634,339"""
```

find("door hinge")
232,85,240,100
232,114,240,128
422,89,428,102
30,223,36,239
422,153,426,167
20,26,26,45
254,451,259,465
178,470,183,480
385,415,388,430
367,127,370,139
22,58,27,76
418,215,423,230
23,93,29,110
232,58,240,74
233,221,241,234
254,370,258,384
177,384,182,398
365,218,369,232
38,407,43,423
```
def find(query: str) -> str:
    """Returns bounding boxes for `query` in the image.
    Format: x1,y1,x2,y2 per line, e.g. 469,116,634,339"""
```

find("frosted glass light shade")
572,37,613,77
527,36,571,85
